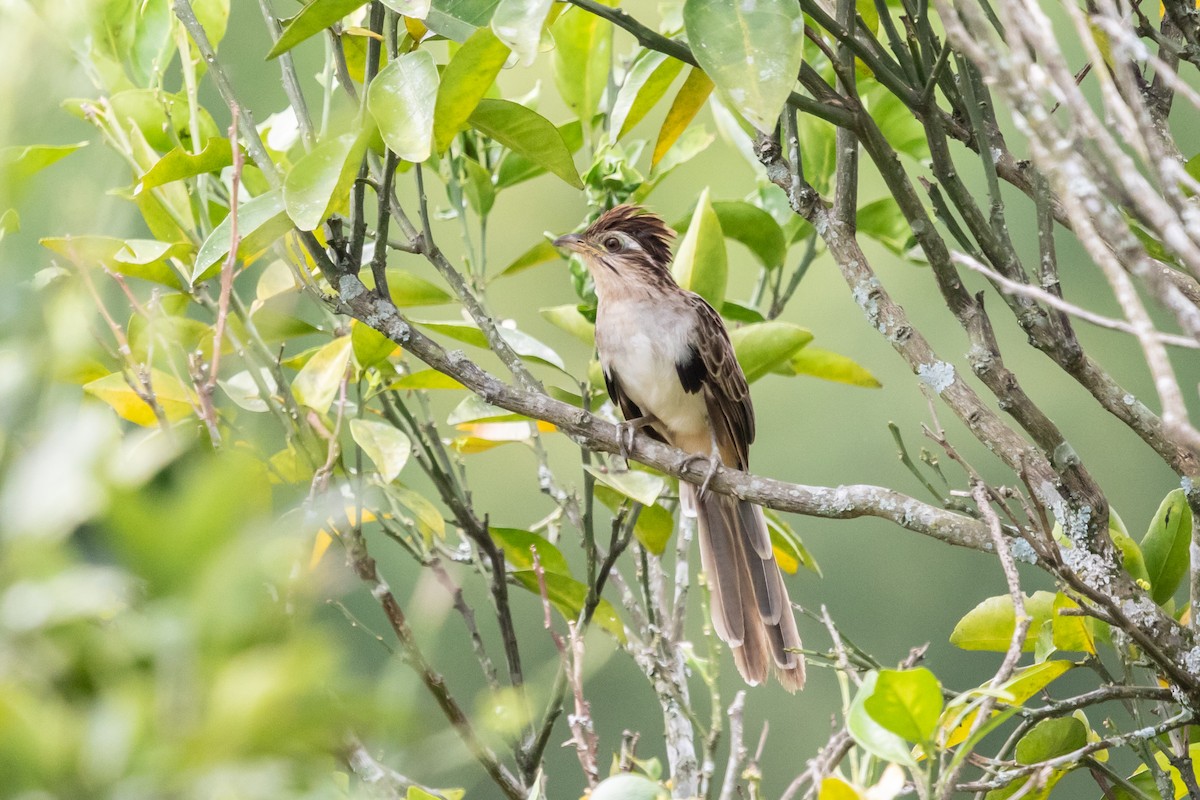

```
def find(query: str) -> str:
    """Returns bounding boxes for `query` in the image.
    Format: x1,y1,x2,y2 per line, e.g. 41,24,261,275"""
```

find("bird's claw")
681,452,722,499
616,421,636,460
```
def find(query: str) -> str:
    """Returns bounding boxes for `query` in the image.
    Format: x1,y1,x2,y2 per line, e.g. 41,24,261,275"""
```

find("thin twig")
717,691,747,800
955,252,1200,349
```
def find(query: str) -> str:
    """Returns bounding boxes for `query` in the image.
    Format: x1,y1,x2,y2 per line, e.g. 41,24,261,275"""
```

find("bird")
554,204,805,692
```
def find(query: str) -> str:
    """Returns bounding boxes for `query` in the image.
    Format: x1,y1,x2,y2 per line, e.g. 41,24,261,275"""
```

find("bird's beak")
553,232,586,253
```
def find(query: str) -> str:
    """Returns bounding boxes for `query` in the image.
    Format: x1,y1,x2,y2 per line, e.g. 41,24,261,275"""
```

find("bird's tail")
684,484,805,692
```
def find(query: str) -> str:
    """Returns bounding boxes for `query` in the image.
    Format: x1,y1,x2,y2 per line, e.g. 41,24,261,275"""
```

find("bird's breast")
596,299,710,446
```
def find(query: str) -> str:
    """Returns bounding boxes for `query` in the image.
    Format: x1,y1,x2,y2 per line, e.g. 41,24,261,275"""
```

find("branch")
956,713,1196,793
954,252,1200,349
717,691,747,800
938,482,1031,800
326,273,994,550
343,524,525,800
174,0,279,189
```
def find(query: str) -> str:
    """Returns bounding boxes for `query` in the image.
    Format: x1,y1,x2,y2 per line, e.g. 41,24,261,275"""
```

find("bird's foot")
680,451,722,499
616,416,654,461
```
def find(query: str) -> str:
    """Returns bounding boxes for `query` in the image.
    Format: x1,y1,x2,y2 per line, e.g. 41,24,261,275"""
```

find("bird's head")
553,204,677,297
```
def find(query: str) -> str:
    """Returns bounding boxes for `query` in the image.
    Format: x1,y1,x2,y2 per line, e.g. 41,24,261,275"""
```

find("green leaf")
462,157,496,216
369,50,439,162
417,319,490,349
799,115,837,196
292,336,353,414
139,138,234,191
866,82,930,161
786,347,881,388
551,5,612,121
540,304,595,345
672,187,727,309
98,0,175,85
864,667,943,743
447,394,525,425
390,369,465,390
764,508,821,575
676,200,787,269
857,197,916,256
491,0,552,65
847,671,917,767
388,484,446,543
950,591,1056,652
425,0,501,41
1014,717,1086,765
386,271,455,307
490,527,571,574
219,369,277,413
86,89,216,153
584,466,665,507
593,486,674,555
652,67,713,168
713,201,786,269
984,773,1066,800
0,209,18,242
382,0,431,18
1142,488,1193,605
496,119,585,188
496,239,561,278
720,299,766,324
0,141,88,184
192,0,232,51
591,774,669,800
351,320,398,370
269,0,369,58
502,327,567,370
682,0,804,131
468,99,582,188
1128,218,1180,267
350,419,412,482
611,50,685,141
1110,509,1151,586
729,321,813,383
642,126,714,195
193,190,291,283
41,236,188,289
511,570,625,641
434,27,511,153
283,131,366,231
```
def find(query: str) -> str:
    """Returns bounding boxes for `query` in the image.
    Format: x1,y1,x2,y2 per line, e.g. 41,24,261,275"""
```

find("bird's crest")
586,204,676,268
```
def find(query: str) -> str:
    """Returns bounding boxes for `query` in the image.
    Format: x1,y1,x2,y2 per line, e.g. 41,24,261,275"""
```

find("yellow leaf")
1052,593,1096,655
311,507,381,570
652,67,714,168
404,16,428,41
939,660,1074,749
292,336,353,413
774,544,798,573
452,420,555,453
84,369,195,426
310,530,334,570
819,777,863,800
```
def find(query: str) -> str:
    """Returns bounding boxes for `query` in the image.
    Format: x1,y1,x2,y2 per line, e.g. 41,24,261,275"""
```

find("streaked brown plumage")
554,204,805,692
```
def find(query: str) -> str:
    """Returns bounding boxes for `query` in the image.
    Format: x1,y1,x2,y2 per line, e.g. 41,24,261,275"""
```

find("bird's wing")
603,365,667,444
682,293,755,469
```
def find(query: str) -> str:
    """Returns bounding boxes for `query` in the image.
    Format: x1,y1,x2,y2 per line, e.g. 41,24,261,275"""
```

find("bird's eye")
603,236,622,252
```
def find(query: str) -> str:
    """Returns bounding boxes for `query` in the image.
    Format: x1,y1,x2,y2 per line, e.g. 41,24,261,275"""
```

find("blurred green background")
3,0,1199,796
